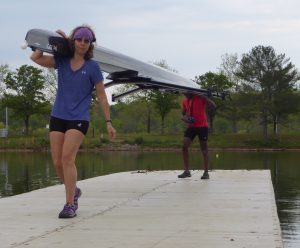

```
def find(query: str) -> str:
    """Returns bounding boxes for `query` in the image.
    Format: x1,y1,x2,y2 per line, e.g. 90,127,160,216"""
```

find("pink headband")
73,27,94,42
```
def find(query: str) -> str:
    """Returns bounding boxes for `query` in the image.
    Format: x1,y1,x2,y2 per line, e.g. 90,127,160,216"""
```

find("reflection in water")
0,160,12,195
0,152,60,197
272,156,300,248
0,150,299,247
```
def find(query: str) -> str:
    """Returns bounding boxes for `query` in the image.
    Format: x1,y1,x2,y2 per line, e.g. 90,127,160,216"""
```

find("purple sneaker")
74,187,82,211
58,203,76,218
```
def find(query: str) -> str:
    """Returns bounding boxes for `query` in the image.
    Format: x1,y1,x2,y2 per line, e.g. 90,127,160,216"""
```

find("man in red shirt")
178,93,216,179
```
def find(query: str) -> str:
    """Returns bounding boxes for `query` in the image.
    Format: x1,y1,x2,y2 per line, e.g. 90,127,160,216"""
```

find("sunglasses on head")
75,38,91,44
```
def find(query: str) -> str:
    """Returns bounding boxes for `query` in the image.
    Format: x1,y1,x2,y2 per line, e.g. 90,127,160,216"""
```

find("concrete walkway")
0,170,283,248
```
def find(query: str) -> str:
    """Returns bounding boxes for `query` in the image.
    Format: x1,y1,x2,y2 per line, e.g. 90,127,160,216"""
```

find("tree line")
1,45,300,142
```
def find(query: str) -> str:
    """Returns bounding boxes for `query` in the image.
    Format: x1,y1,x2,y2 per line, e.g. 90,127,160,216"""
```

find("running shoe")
201,171,210,180
178,170,191,178
58,203,76,219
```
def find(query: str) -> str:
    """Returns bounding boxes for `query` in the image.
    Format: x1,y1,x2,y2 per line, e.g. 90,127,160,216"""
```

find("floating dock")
0,170,283,248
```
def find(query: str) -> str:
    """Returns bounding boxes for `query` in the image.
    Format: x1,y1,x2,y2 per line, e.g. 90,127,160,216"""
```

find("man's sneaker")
178,170,191,178
201,171,210,180
74,187,82,211
58,203,77,219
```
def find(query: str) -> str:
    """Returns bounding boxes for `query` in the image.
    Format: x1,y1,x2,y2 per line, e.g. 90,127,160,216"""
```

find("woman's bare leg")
49,131,65,183
61,129,84,204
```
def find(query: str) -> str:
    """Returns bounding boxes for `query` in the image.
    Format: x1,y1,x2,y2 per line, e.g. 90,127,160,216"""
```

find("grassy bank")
1,133,300,151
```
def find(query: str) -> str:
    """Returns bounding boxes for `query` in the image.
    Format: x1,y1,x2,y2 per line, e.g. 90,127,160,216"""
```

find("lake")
0,150,299,248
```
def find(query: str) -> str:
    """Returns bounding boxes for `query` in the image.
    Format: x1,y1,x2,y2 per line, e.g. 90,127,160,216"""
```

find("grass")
1,132,300,150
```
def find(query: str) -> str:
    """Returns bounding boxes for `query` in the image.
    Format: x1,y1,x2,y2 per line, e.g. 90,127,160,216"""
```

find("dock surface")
0,170,283,248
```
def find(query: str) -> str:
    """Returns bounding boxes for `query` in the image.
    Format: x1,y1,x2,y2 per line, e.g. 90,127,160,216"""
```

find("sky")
2,0,300,81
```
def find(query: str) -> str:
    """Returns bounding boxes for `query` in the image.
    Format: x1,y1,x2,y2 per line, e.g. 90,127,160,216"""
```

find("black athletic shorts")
49,116,89,135
184,127,208,142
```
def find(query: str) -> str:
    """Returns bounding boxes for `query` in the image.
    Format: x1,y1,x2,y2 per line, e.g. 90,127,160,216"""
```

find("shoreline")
1,146,300,152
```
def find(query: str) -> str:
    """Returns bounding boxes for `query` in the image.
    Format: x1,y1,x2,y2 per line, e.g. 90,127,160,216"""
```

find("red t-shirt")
182,95,208,128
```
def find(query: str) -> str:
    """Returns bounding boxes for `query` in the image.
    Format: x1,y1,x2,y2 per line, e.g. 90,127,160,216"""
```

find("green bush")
1,132,300,150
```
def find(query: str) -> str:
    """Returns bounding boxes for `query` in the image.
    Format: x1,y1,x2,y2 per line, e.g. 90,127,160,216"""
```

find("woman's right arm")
30,49,56,68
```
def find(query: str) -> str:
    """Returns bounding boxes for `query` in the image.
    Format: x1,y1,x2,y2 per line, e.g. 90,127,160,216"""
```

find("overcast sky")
1,0,300,80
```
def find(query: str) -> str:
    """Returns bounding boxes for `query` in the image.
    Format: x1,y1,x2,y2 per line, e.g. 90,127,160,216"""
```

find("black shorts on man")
184,127,208,141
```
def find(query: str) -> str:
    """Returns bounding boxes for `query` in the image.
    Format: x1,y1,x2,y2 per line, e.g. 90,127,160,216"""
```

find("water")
0,150,299,247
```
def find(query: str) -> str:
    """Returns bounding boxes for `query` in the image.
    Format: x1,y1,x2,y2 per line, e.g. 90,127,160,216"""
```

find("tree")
218,54,259,133
0,64,10,127
111,83,156,133
152,90,178,134
2,65,50,135
42,68,57,103
0,64,10,95
236,45,300,141
151,60,180,134
140,90,155,133
194,72,233,133
219,53,241,90
113,59,180,134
